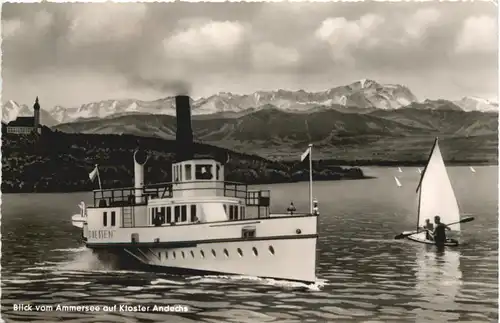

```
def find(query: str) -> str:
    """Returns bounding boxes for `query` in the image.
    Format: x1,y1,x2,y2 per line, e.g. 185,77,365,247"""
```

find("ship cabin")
88,157,271,230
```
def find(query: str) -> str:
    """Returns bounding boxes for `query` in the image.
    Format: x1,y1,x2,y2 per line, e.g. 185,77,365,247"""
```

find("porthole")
182,251,185,259
237,248,243,257
212,249,217,257
252,247,258,256
200,250,205,258
190,250,195,258
173,251,176,259
269,246,275,255
224,249,229,257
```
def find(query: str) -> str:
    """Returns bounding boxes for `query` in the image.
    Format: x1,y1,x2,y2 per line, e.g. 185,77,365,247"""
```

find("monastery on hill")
6,97,42,135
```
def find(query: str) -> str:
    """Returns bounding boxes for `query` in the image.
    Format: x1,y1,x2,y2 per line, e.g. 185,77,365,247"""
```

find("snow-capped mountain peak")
3,80,497,126
454,96,499,112
2,100,32,123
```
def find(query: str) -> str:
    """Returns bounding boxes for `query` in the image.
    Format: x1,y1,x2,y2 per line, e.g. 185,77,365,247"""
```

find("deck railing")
90,180,269,208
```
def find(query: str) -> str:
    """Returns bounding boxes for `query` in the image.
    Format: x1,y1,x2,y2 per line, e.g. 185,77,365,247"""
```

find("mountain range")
2,79,498,126
51,106,498,162
4,79,498,163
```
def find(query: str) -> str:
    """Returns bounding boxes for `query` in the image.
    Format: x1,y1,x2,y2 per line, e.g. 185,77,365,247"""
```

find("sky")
2,1,498,109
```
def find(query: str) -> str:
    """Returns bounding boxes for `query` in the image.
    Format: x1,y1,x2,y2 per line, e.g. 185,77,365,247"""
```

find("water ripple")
2,171,498,322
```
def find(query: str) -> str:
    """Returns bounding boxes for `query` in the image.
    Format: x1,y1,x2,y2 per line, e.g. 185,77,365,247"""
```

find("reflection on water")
413,247,463,322
1,166,498,322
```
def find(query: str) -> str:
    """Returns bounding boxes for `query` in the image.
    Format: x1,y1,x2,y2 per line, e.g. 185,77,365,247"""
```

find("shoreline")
1,175,375,194
282,160,498,167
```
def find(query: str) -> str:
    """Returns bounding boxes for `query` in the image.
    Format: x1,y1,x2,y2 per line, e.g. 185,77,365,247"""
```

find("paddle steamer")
71,95,319,283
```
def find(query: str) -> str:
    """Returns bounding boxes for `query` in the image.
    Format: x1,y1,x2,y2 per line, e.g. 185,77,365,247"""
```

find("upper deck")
91,155,271,213
91,180,270,209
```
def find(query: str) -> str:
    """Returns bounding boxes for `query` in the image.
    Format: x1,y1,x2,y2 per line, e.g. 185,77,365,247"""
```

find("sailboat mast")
415,137,438,230
416,137,438,193
416,186,422,231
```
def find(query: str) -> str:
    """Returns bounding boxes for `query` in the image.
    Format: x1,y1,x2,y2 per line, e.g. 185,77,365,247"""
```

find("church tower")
33,96,41,133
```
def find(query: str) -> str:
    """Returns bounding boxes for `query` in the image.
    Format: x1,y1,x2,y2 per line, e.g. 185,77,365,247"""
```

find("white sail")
417,139,461,231
398,167,403,173
417,168,422,174
469,166,476,173
394,176,402,187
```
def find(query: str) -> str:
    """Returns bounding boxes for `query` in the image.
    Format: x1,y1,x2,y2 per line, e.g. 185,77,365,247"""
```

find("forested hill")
1,127,367,193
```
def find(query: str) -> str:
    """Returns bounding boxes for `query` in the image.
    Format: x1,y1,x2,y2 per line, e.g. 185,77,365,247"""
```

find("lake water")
2,166,498,323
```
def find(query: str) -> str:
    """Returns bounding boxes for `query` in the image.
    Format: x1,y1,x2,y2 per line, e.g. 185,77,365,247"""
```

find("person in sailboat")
421,219,434,240
433,216,451,247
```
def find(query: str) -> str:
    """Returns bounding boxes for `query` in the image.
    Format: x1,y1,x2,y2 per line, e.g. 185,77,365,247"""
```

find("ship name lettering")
89,230,114,239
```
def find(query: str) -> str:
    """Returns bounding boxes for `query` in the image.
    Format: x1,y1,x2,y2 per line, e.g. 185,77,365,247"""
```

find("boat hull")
89,236,318,284
403,231,459,247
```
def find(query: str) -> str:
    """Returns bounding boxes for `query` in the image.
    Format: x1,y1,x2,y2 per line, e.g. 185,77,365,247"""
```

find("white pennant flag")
300,146,311,162
89,165,98,181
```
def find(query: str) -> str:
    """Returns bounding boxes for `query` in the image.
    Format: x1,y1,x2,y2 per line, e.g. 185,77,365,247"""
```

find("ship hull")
90,236,317,284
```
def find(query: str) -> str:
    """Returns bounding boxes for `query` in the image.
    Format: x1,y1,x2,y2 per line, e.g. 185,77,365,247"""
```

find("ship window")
173,251,176,259
241,207,245,220
165,252,168,259
190,205,197,222
223,204,227,215
216,165,220,180
174,205,180,222
195,164,213,180
151,208,156,225
111,211,116,226
181,251,185,259
180,165,183,182
174,166,179,182
185,164,192,180
252,247,258,256
166,207,172,223
190,250,195,258
234,206,239,220
181,205,187,222
224,249,229,257
211,249,216,257
237,248,243,257
103,212,107,226
269,246,275,255
158,207,166,224
200,250,205,258
242,227,256,239
229,205,234,220
158,252,161,259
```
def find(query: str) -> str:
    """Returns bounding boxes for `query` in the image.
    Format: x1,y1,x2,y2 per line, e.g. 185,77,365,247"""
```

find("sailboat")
398,167,403,173
394,138,473,246
469,166,476,173
394,176,402,187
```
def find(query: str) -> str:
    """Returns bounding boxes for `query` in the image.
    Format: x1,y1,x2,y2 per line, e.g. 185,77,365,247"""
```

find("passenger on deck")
312,198,319,216
433,215,451,247
422,219,434,240
287,202,296,215
78,201,87,217
199,167,213,180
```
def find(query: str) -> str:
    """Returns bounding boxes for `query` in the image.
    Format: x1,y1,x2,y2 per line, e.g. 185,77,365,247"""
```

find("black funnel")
175,95,194,162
